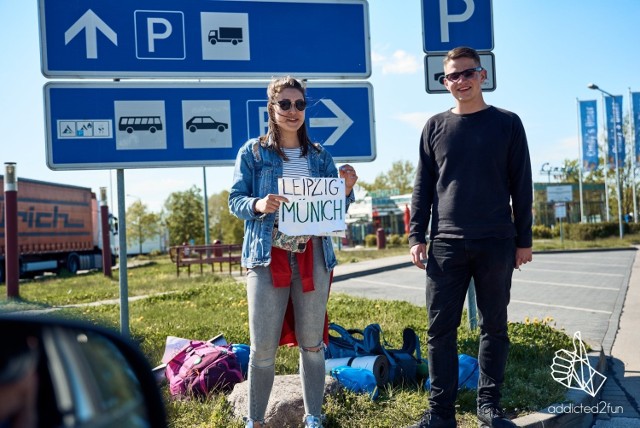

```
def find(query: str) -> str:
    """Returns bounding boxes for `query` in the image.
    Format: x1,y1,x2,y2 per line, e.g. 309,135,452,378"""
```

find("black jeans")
425,238,515,418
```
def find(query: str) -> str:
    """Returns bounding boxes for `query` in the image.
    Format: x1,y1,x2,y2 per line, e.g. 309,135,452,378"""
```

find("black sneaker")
476,405,516,428
407,410,457,428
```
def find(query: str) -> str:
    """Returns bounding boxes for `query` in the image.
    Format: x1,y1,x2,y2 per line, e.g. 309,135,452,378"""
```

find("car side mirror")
0,315,167,428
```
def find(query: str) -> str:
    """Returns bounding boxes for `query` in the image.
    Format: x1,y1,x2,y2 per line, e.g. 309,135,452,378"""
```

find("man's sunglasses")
275,99,307,111
444,66,483,82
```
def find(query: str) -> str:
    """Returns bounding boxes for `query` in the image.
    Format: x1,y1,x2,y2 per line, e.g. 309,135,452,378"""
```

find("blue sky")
1,1,639,213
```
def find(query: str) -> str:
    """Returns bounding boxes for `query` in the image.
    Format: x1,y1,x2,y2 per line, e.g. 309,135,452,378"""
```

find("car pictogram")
186,116,228,133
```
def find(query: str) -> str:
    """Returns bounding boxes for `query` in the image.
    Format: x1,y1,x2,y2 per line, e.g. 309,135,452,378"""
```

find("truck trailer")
0,176,115,283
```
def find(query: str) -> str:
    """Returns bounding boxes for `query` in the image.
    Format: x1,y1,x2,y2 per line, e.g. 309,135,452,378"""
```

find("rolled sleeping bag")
325,355,390,387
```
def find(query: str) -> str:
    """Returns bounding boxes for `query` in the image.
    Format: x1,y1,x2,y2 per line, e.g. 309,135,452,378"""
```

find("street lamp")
588,83,624,238
540,162,552,183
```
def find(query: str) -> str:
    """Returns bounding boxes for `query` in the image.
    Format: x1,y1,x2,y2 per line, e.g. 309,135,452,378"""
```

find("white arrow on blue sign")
44,82,376,170
422,0,493,53
38,0,370,78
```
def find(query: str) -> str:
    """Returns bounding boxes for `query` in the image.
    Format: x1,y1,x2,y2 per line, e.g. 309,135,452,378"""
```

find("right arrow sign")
310,100,354,146
44,81,376,170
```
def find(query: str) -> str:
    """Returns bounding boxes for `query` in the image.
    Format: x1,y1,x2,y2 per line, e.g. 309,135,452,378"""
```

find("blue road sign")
38,0,370,78
422,0,493,53
44,82,376,170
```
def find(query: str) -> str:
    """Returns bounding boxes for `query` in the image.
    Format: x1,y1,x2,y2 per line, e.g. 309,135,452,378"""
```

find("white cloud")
372,49,420,75
394,112,435,131
371,50,386,65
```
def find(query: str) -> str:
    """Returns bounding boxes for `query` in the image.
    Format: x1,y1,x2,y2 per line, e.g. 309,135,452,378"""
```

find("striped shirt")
282,147,310,178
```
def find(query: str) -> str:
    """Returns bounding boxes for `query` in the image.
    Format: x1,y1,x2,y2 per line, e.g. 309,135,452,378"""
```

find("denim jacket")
228,138,355,270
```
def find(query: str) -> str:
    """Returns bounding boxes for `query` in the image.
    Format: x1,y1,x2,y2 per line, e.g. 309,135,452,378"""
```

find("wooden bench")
169,244,243,277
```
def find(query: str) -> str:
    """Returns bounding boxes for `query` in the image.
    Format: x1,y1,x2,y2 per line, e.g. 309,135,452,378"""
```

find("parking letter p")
439,0,475,43
147,18,173,53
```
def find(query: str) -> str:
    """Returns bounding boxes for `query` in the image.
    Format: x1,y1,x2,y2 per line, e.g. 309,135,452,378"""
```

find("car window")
44,327,150,427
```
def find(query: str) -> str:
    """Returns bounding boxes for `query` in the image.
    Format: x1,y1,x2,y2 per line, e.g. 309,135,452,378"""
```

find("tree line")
124,161,418,251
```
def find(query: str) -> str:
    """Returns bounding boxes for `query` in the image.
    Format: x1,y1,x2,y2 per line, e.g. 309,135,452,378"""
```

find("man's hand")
410,243,427,270
515,247,533,269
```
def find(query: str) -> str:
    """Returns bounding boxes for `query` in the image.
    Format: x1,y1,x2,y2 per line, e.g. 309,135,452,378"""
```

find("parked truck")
208,27,243,45
0,176,115,283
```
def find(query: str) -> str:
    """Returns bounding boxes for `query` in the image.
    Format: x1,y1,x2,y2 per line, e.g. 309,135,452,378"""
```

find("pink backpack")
165,340,244,397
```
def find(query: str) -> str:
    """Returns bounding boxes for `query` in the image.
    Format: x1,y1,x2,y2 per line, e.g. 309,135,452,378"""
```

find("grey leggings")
245,237,331,422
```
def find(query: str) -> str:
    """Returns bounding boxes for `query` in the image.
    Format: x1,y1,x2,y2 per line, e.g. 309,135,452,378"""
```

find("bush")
386,234,403,248
532,225,553,239
564,222,627,240
364,234,377,247
628,222,640,234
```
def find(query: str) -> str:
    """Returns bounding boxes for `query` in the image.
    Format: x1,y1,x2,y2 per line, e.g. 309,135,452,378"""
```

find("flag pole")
601,94,610,222
577,98,585,223
629,88,638,223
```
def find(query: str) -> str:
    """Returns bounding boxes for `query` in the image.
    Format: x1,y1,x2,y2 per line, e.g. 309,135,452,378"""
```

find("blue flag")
604,95,625,169
632,92,640,164
579,100,598,171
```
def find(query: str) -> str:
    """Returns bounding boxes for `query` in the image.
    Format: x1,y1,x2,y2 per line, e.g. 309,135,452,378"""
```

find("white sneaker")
244,417,264,428
303,414,323,428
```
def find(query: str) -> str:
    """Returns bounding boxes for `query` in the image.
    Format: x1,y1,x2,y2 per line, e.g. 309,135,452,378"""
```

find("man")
407,46,533,428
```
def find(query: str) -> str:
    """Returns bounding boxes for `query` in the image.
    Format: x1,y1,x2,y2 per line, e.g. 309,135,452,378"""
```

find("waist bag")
325,323,423,386
165,340,244,397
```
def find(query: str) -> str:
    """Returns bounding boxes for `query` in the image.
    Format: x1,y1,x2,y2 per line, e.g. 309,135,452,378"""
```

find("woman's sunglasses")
275,99,307,111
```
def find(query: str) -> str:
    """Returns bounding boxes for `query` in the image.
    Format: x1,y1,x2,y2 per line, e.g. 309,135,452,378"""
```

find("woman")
229,76,358,428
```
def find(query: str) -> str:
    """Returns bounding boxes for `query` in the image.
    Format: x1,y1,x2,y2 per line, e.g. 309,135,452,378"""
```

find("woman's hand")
254,194,289,214
339,164,358,196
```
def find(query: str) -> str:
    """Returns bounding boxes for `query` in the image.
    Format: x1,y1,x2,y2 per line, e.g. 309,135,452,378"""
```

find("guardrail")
168,244,243,277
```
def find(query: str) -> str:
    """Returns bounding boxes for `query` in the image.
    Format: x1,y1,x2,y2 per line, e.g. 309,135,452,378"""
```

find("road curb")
332,261,412,282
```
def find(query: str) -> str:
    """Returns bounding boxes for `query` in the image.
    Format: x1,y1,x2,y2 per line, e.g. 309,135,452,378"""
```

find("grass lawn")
0,246,582,428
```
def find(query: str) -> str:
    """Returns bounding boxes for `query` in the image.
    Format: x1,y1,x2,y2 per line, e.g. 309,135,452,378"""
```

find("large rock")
228,375,340,427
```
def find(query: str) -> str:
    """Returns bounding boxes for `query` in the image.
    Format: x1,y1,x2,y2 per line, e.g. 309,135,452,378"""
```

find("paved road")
331,249,635,353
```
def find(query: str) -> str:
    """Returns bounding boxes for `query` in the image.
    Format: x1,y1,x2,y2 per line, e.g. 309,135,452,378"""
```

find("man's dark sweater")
409,106,533,249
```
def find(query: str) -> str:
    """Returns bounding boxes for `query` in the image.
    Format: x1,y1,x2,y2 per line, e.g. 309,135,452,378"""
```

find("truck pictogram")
208,27,243,45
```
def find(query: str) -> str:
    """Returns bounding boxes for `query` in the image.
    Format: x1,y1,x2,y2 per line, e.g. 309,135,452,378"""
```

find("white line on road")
533,260,629,268
336,278,423,290
520,268,624,277
513,279,619,291
510,299,612,314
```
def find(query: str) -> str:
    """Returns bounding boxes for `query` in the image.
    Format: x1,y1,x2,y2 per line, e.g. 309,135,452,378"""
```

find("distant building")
533,182,606,227
345,187,410,245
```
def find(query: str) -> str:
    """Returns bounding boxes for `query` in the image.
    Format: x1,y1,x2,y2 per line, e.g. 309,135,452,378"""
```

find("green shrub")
532,225,553,239
364,234,377,247
628,222,640,234
386,234,403,248
564,222,627,240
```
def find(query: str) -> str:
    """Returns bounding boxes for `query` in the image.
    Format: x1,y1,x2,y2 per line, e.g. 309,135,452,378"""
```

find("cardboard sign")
277,177,346,236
